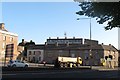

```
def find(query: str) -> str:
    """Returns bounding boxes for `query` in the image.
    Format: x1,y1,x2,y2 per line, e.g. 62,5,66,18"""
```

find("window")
108,50,110,54
38,51,41,55
109,55,113,59
2,42,5,49
3,36,6,41
39,57,41,61
95,52,99,59
105,56,108,60
34,51,35,55
10,37,13,42
18,60,20,62
32,57,35,62
29,57,31,61
84,51,89,60
29,51,32,55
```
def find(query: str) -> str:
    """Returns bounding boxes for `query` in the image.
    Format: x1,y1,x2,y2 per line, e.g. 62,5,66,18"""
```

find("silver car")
7,60,29,67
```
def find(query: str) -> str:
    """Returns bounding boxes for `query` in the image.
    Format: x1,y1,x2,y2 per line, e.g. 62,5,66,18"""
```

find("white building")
27,45,44,63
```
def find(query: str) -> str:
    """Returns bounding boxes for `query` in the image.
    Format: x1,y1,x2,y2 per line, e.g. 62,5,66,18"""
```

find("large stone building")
27,37,119,66
0,23,18,61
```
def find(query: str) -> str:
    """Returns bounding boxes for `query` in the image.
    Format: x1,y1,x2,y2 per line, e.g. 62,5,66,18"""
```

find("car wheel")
24,65,28,68
12,64,16,67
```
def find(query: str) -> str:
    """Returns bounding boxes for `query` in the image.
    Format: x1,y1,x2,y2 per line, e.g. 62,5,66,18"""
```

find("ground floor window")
39,57,41,61
29,57,30,61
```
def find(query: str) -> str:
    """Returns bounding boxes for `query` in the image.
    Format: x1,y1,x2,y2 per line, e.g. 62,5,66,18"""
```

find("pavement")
1,62,120,71
91,66,120,71
2,64,120,79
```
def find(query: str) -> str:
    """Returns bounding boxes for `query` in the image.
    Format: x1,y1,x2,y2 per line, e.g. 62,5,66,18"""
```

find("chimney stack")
0,23,5,30
45,42,47,45
109,44,111,46
73,36,75,39
22,39,24,43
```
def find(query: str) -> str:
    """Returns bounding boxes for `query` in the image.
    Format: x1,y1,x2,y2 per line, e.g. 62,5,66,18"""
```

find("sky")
0,1,118,49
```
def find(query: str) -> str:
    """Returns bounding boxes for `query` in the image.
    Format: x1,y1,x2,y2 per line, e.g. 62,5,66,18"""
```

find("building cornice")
0,30,18,37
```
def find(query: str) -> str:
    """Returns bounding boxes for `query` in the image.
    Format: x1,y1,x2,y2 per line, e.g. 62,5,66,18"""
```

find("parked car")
7,60,29,67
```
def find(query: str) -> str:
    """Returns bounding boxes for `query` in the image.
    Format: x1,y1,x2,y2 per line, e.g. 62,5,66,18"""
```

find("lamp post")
77,18,92,68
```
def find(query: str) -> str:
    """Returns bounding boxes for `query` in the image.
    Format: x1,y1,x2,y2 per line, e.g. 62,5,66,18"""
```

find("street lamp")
77,18,92,68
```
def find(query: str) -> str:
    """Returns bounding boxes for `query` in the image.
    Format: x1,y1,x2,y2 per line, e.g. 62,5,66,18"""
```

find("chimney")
73,36,75,39
57,37,59,39
22,39,24,43
65,37,67,39
101,43,104,45
109,44,111,46
45,42,47,45
0,23,5,30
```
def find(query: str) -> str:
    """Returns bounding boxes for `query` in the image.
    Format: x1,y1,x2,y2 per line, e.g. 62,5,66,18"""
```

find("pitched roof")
27,43,118,51
101,45,118,51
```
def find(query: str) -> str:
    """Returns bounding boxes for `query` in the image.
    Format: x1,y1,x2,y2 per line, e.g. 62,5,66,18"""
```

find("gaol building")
27,37,119,66
0,23,18,61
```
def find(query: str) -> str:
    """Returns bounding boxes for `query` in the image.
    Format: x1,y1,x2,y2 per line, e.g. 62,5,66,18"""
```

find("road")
2,67,120,79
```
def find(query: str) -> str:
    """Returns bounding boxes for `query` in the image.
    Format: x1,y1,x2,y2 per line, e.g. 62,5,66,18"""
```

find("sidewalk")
91,66,120,71
28,63,54,68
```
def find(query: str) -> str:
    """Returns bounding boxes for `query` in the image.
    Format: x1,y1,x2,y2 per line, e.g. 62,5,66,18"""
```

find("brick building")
27,37,118,66
0,23,18,61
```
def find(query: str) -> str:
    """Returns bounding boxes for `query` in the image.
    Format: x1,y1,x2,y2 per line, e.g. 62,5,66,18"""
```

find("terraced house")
27,37,119,66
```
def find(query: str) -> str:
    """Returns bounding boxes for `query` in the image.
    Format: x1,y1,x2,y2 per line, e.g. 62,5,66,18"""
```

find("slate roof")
27,44,118,52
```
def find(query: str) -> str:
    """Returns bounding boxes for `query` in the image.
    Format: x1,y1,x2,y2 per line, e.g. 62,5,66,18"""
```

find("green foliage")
76,2,120,30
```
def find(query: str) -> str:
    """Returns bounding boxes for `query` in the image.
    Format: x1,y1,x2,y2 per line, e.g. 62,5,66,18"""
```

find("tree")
75,1,120,30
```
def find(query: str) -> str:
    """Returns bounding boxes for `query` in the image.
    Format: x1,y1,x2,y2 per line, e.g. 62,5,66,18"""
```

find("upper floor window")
38,51,41,55
10,37,13,42
29,51,32,55
2,42,5,49
3,36,6,41
33,51,35,55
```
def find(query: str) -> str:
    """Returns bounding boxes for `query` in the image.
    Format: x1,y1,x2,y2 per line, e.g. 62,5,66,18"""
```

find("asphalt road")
2,68,120,79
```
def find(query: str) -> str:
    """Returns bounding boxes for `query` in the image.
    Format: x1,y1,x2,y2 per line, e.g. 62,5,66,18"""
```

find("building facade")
27,37,119,66
17,39,36,61
0,23,18,61
118,50,120,66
